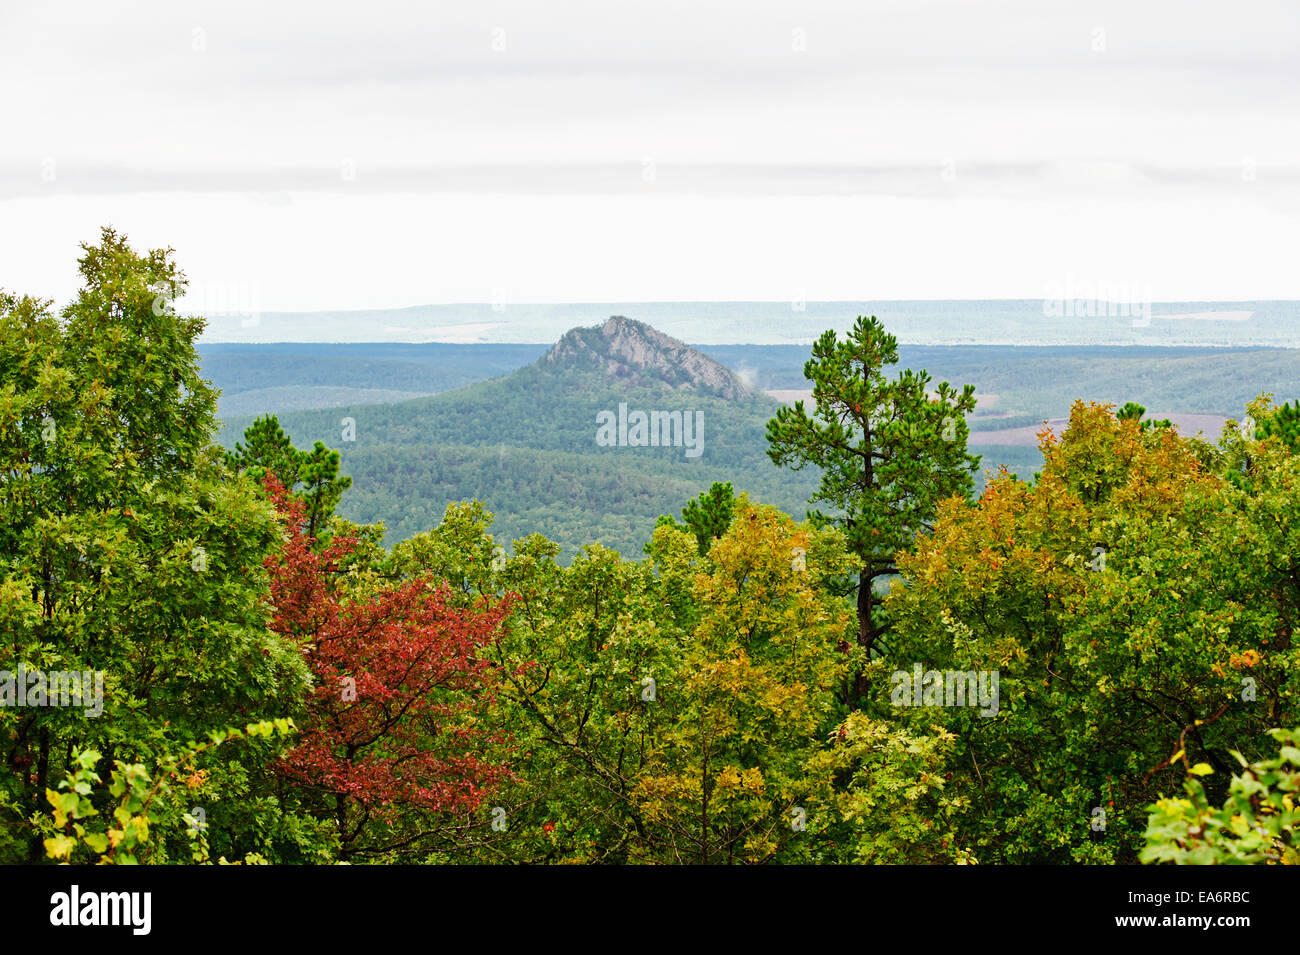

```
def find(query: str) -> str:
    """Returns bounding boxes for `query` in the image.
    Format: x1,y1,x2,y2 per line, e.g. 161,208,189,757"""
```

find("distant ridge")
198,300,1300,348
540,316,752,400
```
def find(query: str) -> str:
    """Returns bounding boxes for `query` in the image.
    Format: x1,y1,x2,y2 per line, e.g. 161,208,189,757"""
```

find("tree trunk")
27,729,50,862
858,569,873,651
336,793,351,861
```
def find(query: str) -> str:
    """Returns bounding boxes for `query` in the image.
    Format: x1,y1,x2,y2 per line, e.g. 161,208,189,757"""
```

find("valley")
205,319,1300,558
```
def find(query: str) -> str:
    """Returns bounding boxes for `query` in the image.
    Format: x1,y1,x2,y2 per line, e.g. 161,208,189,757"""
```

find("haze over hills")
202,340,1300,426
198,299,1300,348
200,341,549,417
205,316,1300,557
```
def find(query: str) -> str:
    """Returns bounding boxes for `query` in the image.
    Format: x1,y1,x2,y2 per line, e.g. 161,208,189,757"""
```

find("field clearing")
970,412,1231,447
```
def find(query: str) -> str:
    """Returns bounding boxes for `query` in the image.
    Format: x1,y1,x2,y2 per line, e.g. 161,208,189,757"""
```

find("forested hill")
216,319,821,555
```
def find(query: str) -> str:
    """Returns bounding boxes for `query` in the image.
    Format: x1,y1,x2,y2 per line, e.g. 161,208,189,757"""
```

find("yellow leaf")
44,834,75,859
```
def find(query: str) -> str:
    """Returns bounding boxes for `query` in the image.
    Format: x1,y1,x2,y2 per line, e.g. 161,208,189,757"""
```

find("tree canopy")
2,232,1295,867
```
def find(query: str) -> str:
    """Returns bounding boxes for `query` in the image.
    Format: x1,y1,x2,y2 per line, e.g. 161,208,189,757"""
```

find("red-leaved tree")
263,474,511,860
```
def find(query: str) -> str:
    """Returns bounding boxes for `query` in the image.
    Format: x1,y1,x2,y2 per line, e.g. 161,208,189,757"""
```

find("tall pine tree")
765,316,980,679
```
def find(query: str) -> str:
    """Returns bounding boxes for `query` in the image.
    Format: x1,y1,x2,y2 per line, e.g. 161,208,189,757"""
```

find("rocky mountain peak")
540,316,750,400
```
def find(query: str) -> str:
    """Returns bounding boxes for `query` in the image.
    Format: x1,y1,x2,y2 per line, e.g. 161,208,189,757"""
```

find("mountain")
201,340,1300,428
215,319,820,557
207,322,1300,557
542,316,751,399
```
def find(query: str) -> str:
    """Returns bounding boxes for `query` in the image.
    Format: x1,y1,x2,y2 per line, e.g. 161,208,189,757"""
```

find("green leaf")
83,832,109,854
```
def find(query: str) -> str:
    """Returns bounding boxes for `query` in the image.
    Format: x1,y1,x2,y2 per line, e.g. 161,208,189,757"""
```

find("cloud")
2,0,1298,306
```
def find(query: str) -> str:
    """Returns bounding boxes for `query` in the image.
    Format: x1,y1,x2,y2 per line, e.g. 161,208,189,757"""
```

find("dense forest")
217,359,823,555
204,341,1300,556
2,230,1297,865
206,340,1300,426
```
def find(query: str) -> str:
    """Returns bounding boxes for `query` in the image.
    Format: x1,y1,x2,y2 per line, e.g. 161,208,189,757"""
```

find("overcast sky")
1,0,1298,313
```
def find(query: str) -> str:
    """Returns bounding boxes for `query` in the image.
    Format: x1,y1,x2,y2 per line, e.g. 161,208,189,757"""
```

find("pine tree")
676,481,736,556
227,413,352,540
1117,401,1171,431
1258,399,1300,452
225,414,301,487
765,316,980,672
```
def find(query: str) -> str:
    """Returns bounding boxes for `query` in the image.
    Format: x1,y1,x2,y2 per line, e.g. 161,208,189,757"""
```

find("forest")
1,230,1296,865
216,359,824,555
204,339,1300,557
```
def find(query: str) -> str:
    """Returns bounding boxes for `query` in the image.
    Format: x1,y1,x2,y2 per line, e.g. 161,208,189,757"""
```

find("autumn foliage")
7,232,1296,868
263,474,511,858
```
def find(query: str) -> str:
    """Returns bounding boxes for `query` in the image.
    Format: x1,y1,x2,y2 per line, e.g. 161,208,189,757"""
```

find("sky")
1,0,1298,319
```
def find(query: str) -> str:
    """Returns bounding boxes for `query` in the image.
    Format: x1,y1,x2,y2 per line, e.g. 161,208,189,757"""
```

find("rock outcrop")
540,316,750,400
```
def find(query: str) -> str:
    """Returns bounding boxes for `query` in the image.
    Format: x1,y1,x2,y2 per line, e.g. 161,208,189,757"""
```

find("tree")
264,475,512,861
1117,401,1172,432
765,316,980,668
226,413,352,541
225,414,301,487
0,229,316,863
39,720,296,865
631,501,856,862
1257,399,1300,453
471,493,876,863
654,481,736,556
680,481,735,554
885,400,1298,862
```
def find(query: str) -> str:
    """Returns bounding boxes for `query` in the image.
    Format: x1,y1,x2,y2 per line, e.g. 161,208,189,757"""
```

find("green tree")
1257,399,1300,453
464,495,870,863
886,400,1298,862
654,481,736,556
1142,727,1300,865
224,414,302,487
680,480,735,555
765,316,979,668
226,413,352,540
1117,401,1172,431
0,229,321,863
39,720,296,865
